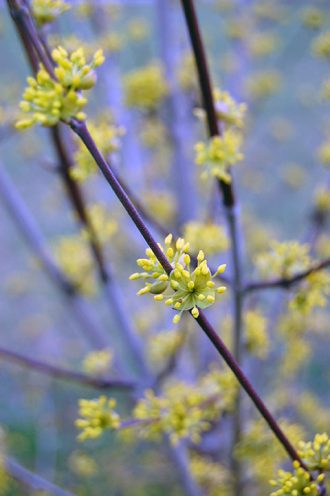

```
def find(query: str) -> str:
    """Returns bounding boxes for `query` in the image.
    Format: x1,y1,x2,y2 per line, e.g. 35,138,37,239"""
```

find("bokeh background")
0,0,329,494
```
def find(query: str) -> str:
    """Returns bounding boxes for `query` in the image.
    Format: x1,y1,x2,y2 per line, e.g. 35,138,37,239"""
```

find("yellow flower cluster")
270,461,324,496
246,70,281,100
55,203,117,294
236,419,306,487
249,32,279,58
83,203,118,245
317,141,330,166
195,131,243,183
195,88,246,129
142,190,176,225
314,187,330,213
298,433,330,471
16,47,104,129
124,64,168,111
55,234,95,294
256,241,310,279
147,329,183,369
313,31,330,59
76,396,120,441
190,454,232,496
133,369,237,444
244,310,269,359
290,271,330,315
32,0,70,25
72,118,124,181
183,221,229,256
130,234,227,324
301,7,325,30
69,451,98,477
82,349,113,377
322,80,330,100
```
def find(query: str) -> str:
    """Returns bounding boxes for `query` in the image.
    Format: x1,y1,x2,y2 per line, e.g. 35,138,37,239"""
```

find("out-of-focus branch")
5,457,74,496
0,346,135,390
244,258,330,293
0,163,108,349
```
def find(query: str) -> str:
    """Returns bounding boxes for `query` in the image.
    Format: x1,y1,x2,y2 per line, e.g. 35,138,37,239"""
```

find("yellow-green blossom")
317,141,330,166
289,271,330,315
147,329,184,369
301,7,325,30
83,203,118,245
246,70,281,100
82,349,113,377
72,118,124,181
133,369,236,444
69,451,98,477
190,454,232,496
76,396,121,441
249,32,279,58
130,234,227,324
195,131,243,183
55,234,95,295
32,0,70,25
255,241,311,279
298,433,330,472
124,64,168,111
313,31,330,59
270,461,325,496
183,221,229,256
195,88,247,129
16,47,104,129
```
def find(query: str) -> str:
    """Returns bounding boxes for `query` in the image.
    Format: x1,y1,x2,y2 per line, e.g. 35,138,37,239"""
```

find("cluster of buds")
298,433,330,471
16,47,104,129
130,234,227,324
270,461,325,495
32,0,70,25
194,131,243,183
75,396,121,442
124,63,168,111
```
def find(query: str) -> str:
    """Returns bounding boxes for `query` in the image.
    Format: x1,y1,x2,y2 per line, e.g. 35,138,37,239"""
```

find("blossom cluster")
124,63,168,111
32,0,70,25
16,47,104,129
130,234,227,323
76,396,121,441
270,461,324,496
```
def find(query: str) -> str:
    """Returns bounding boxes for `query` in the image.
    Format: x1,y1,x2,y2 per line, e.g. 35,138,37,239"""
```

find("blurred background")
0,0,329,494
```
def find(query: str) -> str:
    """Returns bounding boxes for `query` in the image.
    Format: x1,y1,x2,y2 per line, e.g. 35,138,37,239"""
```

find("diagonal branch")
244,258,330,293
0,347,135,390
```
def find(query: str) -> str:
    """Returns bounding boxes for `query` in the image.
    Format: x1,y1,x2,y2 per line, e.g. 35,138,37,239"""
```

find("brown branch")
0,347,135,390
244,258,330,293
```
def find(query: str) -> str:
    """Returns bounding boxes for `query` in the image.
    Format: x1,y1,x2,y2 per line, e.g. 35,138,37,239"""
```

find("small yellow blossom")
16,47,104,129
72,118,124,181
317,141,330,166
76,396,121,441
190,454,232,496
195,131,243,183
313,31,330,59
130,234,227,324
183,221,229,256
298,433,330,471
82,349,113,377
249,32,279,58
32,0,70,25
301,7,325,30
246,70,281,100
270,461,325,495
256,241,311,279
83,203,118,245
69,451,98,477
124,64,168,111
55,234,96,295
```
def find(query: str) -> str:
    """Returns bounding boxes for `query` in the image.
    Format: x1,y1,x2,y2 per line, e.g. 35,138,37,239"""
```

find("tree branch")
0,346,135,390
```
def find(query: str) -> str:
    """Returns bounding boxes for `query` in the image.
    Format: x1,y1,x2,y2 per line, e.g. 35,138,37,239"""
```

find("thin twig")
0,346,135,390
244,258,330,293
5,457,74,496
